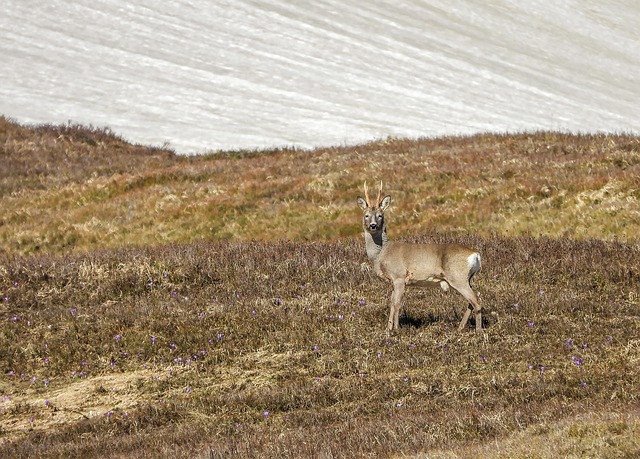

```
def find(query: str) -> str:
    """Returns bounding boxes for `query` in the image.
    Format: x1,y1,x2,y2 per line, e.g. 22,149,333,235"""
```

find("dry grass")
1,118,639,457
2,117,640,255
1,238,639,458
421,410,640,458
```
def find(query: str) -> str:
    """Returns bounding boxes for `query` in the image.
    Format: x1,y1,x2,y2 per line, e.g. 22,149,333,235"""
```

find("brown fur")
357,182,483,333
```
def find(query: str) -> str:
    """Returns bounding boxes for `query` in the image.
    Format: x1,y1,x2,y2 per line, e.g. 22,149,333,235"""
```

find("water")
1,0,638,154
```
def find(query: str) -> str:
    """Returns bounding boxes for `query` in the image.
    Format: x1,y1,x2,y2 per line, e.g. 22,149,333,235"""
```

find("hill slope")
1,236,639,457
2,116,640,255
1,118,639,457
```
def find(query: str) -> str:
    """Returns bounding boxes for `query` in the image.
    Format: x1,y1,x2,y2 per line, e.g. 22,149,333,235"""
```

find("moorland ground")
1,117,639,457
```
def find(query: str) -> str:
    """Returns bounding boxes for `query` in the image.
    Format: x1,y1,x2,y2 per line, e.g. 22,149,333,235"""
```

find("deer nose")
369,222,378,230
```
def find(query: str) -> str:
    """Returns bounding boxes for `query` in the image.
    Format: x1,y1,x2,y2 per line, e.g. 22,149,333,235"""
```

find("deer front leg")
388,279,405,332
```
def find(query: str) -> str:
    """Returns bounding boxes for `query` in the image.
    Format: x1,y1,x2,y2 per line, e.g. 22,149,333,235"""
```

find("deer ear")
379,195,391,211
357,196,368,211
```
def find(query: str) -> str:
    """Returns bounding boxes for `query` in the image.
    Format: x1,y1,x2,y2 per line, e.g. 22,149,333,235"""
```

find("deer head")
357,181,391,236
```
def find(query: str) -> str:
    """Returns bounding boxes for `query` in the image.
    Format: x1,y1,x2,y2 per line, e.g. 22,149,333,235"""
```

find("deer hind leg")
388,279,405,332
449,282,482,332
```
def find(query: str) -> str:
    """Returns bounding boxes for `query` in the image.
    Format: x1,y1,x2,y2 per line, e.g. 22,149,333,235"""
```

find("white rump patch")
468,253,481,274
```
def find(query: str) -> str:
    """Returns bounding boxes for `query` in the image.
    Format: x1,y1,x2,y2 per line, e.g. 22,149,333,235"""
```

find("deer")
357,182,483,333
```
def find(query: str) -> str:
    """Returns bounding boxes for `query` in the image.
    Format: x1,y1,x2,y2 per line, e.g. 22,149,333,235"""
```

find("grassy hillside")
1,237,638,457
1,117,639,457
2,116,640,255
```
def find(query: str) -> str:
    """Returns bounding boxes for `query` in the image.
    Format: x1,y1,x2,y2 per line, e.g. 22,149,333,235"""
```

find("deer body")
358,183,482,333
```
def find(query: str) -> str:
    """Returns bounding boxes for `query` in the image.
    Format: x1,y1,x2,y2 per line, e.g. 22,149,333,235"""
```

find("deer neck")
364,225,389,261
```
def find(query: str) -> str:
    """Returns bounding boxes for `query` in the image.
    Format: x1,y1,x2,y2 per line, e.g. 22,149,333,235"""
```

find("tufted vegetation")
1,117,639,457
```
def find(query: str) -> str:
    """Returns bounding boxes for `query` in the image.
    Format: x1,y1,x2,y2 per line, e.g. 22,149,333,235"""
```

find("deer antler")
363,181,371,206
376,181,383,206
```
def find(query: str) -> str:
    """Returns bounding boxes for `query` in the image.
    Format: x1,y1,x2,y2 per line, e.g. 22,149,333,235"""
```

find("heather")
2,116,640,255
1,117,639,457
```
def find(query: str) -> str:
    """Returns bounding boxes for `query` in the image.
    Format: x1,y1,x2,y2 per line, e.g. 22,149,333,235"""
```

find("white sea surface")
1,0,638,154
